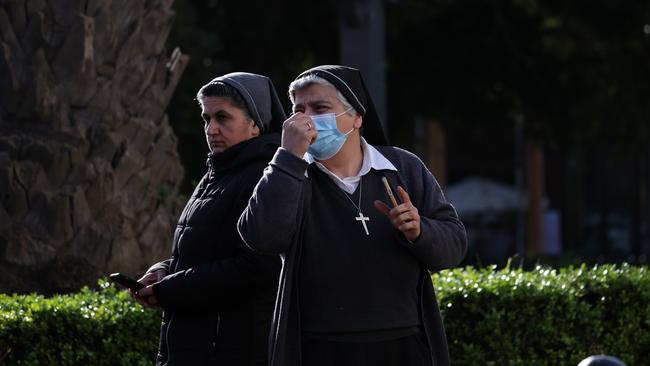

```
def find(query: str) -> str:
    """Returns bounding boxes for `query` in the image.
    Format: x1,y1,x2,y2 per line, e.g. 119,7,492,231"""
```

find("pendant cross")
355,212,370,236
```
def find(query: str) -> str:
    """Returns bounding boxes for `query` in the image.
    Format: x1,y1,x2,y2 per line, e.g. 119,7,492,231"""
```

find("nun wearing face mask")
238,65,468,366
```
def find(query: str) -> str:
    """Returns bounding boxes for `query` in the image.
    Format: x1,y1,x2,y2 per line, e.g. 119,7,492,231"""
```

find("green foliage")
386,0,650,146
434,263,650,365
2,267,648,365
0,280,160,366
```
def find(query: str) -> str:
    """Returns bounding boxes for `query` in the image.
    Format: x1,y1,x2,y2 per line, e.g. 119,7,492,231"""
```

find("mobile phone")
109,273,145,291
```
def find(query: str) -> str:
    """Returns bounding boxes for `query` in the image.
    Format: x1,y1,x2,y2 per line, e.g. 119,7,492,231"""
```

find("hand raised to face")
281,112,318,158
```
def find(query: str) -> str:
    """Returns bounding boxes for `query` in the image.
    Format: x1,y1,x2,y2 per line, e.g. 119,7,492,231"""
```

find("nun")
238,65,468,366
133,72,285,366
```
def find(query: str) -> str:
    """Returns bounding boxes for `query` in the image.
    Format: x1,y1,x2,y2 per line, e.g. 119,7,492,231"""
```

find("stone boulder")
0,0,188,294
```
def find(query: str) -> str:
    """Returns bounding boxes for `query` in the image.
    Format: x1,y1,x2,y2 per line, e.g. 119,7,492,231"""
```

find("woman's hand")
281,112,317,158
129,269,166,309
374,186,421,242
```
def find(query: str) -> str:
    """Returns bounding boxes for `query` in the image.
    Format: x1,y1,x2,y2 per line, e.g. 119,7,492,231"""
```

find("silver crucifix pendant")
355,212,370,236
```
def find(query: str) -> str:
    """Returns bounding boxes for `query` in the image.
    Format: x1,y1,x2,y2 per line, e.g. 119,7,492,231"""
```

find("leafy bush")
2,266,648,365
0,279,160,366
434,263,650,366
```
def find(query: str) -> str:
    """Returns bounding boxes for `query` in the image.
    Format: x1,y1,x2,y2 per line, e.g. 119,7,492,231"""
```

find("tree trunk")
424,119,446,190
0,0,187,294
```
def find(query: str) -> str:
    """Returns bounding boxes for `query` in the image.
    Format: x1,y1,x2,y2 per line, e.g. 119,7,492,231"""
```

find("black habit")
239,65,468,366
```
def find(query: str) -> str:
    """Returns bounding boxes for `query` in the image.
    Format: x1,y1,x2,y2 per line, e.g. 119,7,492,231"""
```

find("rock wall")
0,0,188,294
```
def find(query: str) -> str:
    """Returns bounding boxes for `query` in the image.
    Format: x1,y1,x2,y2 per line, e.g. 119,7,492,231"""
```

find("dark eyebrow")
309,100,331,107
293,100,332,111
215,110,232,118
202,109,233,119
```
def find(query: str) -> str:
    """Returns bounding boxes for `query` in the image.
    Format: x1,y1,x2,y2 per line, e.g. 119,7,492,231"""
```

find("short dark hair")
196,81,253,121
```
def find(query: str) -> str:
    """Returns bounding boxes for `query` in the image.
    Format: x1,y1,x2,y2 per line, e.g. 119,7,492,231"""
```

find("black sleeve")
393,151,468,271
153,244,280,311
237,148,310,254
152,161,282,311
146,259,171,274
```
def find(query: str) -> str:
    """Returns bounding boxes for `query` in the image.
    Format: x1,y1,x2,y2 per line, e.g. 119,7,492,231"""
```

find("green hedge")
434,264,650,366
1,265,648,365
0,280,160,366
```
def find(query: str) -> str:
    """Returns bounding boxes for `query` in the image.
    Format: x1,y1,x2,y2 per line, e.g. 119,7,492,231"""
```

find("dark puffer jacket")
149,133,281,366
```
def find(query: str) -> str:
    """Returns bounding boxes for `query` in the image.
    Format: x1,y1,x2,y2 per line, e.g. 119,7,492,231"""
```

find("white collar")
304,138,397,194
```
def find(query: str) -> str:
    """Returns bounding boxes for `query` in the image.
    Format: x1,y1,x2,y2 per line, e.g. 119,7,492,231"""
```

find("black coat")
150,134,281,366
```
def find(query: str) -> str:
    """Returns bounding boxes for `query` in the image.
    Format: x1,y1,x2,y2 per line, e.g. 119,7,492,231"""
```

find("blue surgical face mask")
307,109,354,160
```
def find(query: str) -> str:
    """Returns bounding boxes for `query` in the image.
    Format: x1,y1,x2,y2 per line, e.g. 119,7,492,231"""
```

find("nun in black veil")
238,65,468,366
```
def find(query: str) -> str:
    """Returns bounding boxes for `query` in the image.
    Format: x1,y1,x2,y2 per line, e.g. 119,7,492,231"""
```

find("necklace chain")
342,177,370,236
343,178,363,213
